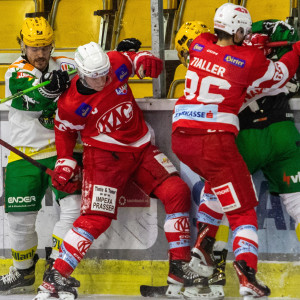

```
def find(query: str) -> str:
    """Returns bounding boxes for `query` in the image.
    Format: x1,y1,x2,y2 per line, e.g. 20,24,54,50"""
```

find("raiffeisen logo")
192,43,204,52
224,55,245,68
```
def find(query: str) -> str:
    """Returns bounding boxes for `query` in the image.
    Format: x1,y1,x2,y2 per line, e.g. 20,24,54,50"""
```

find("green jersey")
5,56,77,163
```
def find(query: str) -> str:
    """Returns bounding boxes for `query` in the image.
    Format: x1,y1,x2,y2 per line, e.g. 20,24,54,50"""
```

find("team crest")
16,72,34,80
115,84,128,95
96,101,133,133
60,62,76,72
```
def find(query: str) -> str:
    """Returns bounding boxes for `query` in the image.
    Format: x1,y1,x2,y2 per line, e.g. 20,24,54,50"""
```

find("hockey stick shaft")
0,69,77,104
266,41,296,47
0,138,55,177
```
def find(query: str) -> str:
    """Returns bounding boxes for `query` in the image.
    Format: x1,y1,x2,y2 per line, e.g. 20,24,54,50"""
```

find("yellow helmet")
175,21,210,66
20,17,54,47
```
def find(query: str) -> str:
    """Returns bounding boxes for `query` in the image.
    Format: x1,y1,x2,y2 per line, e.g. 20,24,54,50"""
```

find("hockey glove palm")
135,53,163,79
39,70,70,99
52,158,81,193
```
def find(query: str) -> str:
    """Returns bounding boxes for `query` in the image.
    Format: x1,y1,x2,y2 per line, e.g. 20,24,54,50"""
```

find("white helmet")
75,42,110,78
214,3,252,36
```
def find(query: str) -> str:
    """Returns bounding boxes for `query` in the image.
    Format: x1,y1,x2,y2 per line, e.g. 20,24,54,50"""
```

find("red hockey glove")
57,165,82,193
243,33,272,57
52,158,80,193
135,53,163,79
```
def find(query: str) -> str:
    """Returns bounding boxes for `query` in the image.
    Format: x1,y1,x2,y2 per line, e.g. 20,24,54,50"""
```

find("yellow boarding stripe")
296,223,300,242
0,259,299,297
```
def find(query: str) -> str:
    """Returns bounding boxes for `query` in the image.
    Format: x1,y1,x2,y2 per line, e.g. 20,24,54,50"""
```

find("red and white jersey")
55,51,151,159
172,33,299,134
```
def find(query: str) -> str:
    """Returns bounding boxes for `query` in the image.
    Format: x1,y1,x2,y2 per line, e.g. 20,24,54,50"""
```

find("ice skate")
189,223,215,277
0,254,38,294
233,260,270,300
165,260,188,298
207,249,228,300
44,257,80,288
33,268,77,300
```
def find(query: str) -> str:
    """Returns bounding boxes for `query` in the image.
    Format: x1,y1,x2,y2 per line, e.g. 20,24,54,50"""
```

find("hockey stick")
0,138,55,177
266,41,297,47
0,69,77,104
140,285,169,297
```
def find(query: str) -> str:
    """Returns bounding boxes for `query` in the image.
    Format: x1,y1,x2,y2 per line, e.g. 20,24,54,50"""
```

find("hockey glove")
38,70,70,99
116,38,142,52
52,158,81,193
244,33,272,57
135,53,163,79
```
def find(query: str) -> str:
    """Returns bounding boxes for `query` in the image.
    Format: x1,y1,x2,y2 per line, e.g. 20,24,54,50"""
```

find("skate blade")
210,285,225,299
243,296,268,300
32,291,51,300
58,291,76,300
166,284,184,298
0,284,35,295
183,286,224,299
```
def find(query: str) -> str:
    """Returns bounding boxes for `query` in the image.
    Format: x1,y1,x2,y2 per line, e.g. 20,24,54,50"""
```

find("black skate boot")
233,260,271,300
189,223,216,277
44,247,80,288
208,249,228,299
0,254,39,294
33,268,78,300
167,259,210,298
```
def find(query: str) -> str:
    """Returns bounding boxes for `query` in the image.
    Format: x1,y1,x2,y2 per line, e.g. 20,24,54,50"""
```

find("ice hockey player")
1,17,81,295
172,2,300,299
31,41,207,300
199,19,300,299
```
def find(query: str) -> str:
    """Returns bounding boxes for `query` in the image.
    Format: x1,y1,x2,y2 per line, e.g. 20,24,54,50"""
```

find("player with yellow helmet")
0,17,81,295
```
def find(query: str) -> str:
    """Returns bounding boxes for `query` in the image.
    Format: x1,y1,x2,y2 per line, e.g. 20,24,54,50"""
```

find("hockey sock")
227,208,258,271
197,202,223,238
164,212,191,261
54,214,112,277
54,227,94,277
51,194,81,259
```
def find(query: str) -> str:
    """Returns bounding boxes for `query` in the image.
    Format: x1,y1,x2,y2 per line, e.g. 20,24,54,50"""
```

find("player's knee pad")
7,212,38,253
154,175,191,214
73,214,112,239
59,194,81,226
7,211,37,235
281,192,300,241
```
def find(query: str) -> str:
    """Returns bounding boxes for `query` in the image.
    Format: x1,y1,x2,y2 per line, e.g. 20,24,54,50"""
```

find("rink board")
0,258,299,298
1,100,300,297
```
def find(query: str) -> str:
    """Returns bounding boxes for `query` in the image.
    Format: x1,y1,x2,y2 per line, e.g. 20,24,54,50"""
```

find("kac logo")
96,101,133,133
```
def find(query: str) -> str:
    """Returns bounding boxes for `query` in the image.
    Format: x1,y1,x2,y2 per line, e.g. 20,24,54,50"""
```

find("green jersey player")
0,17,82,294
